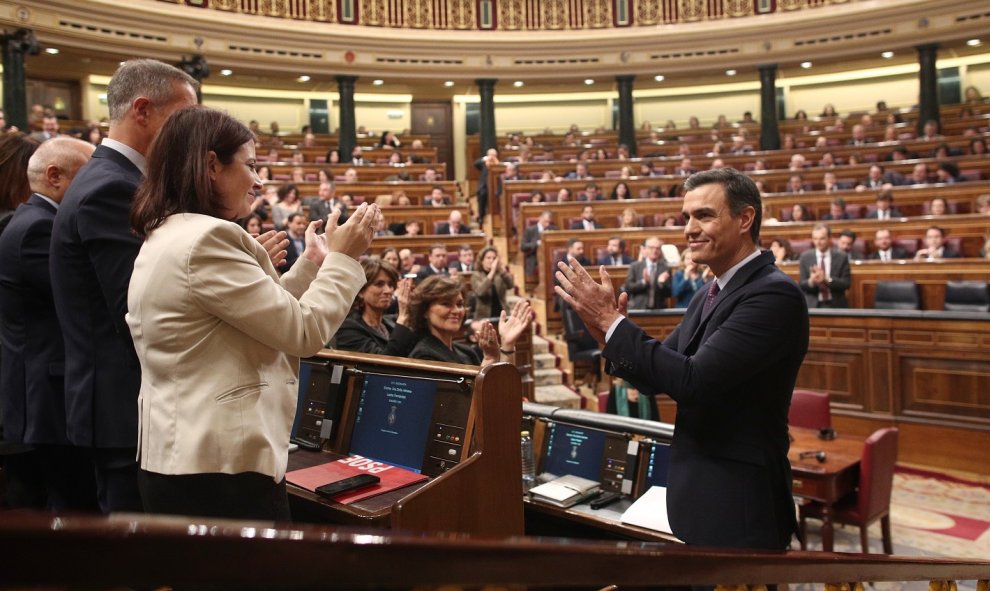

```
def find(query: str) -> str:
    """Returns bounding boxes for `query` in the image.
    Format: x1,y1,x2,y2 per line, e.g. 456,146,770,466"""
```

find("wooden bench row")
507,181,990,259
262,162,446,182
534,215,990,331
494,155,990,239
264,180,461,205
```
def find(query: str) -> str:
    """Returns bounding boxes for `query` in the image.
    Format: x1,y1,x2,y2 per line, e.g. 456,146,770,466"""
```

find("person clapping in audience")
408,275,532,367
671,248,712,309
471,247,514,321
331,259,417,357
127,106,380,520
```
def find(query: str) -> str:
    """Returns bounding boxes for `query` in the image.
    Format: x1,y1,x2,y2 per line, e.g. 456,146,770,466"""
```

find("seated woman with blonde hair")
408,275,532,367
127,106,380,521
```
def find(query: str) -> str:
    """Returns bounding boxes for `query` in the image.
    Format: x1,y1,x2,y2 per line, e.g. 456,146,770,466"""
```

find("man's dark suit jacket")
598,254,633,266
0,195,69,445
798,247,851,308
868,247,909,261
623,259,672,310
520,223,558,277
305,198,347,224
331,313,418,357
570,220,598,230
436,223,470,235
604,250,808,549
50,145,142,448
865,207,904,220
416,265,448,283
284,235,303,270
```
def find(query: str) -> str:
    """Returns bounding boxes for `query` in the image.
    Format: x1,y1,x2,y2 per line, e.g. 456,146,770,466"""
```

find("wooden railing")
1,512,987,589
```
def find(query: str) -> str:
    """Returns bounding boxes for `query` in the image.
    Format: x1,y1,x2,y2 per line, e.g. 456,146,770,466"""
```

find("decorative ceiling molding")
2,0,987,81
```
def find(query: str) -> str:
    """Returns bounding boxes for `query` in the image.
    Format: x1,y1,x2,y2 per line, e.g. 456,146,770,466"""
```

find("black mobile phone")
315,474,380,498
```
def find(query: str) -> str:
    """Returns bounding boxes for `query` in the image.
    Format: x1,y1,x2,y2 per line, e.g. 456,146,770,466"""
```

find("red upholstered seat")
788,389,831,430
799,427,899,553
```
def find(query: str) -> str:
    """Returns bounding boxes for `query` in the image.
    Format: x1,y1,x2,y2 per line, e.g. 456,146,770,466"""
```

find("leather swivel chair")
943,280,990,312
874,280,921,310
561,303,601,391
799,427,899,553
788,389,832,430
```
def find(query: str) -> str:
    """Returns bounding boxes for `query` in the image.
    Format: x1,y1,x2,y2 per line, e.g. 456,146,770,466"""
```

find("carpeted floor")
796,464,990,590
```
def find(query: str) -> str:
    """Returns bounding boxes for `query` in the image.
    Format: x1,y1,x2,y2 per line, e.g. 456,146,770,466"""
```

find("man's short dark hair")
286,212,305,225
683,168,762,243
430,243,447,254
831,197,847,207
458,245,473,253
839,229,856,241
927,225,945,238
567,238,582,248
609,236,626,250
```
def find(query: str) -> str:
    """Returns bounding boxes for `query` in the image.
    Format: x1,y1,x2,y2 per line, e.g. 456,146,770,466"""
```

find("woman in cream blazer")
126,107,380,520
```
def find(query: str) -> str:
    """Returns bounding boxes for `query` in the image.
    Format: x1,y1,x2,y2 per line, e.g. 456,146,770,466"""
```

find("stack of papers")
529,474,601,508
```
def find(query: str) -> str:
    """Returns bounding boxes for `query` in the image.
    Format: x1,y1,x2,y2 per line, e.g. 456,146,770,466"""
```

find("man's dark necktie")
702,281,720,315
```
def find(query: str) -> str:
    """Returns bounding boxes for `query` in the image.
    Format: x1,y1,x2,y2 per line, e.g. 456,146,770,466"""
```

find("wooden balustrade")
0,512,987,589
626,308,990,473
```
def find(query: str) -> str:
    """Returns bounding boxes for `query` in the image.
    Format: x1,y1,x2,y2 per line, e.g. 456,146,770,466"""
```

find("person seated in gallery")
407,275,532,367
331,258,417,357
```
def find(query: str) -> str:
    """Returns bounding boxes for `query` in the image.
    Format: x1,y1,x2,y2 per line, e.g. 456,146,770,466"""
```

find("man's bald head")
27,137,95,203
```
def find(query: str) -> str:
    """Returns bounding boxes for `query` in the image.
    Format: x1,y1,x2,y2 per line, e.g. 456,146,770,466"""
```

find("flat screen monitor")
348,373,438,473
642,441,672,489
541,422,608,482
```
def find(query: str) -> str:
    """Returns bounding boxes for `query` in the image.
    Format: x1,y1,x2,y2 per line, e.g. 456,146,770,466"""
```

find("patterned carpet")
796,464,990,590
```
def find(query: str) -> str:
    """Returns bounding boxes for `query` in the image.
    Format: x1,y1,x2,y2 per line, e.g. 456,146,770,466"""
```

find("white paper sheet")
619,485,675,536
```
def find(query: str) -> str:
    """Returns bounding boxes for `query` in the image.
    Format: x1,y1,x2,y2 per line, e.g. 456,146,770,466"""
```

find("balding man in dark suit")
0,137,97,510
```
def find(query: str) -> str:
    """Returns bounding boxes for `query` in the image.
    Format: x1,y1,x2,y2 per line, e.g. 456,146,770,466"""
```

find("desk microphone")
799,450,827,463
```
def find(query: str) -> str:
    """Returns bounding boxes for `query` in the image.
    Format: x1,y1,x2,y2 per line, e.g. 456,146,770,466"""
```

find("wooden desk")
788,427,863,552
284,351,524,537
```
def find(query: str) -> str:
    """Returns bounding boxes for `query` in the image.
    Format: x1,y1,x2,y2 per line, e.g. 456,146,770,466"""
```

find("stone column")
336,75,358,163
2,29,37,131
616,75,636,157
476,79,497,152
758,64,780,151
916,44,940,137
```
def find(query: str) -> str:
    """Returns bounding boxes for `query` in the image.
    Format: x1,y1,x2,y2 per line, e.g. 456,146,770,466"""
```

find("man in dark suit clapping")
555,169,808,551
623,237,672,310
49,59,199,513
520,210,558,278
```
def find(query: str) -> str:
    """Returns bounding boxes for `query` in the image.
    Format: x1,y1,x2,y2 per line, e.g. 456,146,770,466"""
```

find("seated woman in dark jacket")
331,258,417,357
408,275,532,366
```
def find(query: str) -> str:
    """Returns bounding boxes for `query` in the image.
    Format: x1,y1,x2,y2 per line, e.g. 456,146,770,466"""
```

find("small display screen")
541,422,608,481
348,374,438,473
642,441,672,488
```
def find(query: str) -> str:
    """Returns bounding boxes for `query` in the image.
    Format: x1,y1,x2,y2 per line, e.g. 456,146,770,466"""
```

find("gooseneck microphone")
799,450,827,463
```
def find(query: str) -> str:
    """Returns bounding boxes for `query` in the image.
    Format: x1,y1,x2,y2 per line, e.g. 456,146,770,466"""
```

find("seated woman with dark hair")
408,275,532,367
331,258,417,357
